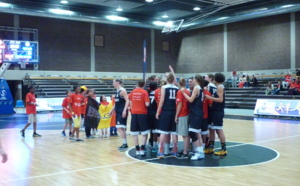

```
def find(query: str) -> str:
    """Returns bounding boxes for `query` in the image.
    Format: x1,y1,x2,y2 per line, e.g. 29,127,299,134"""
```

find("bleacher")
225,75,300,109
23,75,141,98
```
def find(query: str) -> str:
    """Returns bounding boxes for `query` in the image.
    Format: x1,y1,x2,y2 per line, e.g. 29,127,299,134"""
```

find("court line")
1,134,300,183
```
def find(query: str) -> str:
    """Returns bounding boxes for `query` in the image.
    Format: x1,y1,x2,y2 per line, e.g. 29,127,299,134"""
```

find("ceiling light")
258,8,268,11
48,8,74,15
0,2,11,7
153,21,167,26
116,6,123,11
60,0,68,4
281,4,295,8
216,16,229,20
162,14,168,18
193,7,201,11
106,15,128,21
146,0,154,2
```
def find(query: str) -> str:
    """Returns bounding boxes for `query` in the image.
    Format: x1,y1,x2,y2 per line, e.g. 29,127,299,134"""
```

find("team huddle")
114,71,227,160
20,69,227,161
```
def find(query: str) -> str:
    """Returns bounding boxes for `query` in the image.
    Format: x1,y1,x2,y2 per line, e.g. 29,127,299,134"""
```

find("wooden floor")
0,114,300,186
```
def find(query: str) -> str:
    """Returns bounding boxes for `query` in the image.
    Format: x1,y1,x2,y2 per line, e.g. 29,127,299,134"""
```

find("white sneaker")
140,150,145,156
190,152,205,160
136,150,140,156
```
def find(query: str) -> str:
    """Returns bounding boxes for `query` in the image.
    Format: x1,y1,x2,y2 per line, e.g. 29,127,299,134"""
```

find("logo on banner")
0,90,7,100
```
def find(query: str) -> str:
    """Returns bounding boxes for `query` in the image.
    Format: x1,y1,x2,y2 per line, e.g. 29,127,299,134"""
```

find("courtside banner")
254,99,300,117
36,97,110,111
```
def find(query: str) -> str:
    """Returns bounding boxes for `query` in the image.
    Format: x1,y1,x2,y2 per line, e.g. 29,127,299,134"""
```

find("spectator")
282,72,291,89
249,75,258,87
265,81,274,95
287,79,297,95
238,75,247,88
272,81,284,95
296,69,300,76
232,69,237,88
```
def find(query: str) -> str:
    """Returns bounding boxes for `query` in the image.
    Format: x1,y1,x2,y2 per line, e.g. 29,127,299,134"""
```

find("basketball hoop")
162,19,184,34
18,59,28,69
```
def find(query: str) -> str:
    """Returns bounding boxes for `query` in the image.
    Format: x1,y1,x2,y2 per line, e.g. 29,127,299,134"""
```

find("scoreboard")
1,40,39,63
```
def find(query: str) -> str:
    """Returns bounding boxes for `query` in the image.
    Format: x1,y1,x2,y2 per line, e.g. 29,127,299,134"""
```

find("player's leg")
117,113,128,151
189,113,204,160
139,114,149,156
32,114,41,137
213,111,227,156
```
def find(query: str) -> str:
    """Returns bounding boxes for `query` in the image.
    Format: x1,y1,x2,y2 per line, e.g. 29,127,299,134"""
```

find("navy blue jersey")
189,85,203,116
115,88,126,113
212,84,225,111
208,83,217,96
162,84,178,111
148,90,157,116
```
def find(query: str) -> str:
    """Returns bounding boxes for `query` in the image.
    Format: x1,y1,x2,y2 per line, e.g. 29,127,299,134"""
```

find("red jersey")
154,88,161,106
285,75,291,83
290,82,297,89
70,93,83,116
25,92,37,114
129,88,149,114
176,89,190,117
81,95,87,115
203,90,213,119
62,97,72,119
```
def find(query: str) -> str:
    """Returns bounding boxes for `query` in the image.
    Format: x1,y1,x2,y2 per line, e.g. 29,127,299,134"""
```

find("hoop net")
18,59,29,69
162,19,184,34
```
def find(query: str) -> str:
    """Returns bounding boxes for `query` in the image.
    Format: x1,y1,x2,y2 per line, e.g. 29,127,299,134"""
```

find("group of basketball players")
113,67,227,160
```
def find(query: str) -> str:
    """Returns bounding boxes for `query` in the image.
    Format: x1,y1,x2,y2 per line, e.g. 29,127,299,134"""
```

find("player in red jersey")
129,81,150,156
175,78,190,159
20,86,42,138
61,90,73,137
69,85,84,142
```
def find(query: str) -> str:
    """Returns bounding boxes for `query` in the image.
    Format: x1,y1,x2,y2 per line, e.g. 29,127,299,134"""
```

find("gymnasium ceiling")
0,0,300,31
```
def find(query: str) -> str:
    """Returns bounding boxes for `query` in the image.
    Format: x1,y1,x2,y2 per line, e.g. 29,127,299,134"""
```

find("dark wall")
19,15,91,71
176,25,224,73
0,13,14,27
228,14,290,71
155,31,179,73
95,24,151,72
295,12,300,68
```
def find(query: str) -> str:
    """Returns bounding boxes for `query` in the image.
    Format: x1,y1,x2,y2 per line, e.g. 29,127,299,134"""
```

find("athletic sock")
135,145,140,150
205,137,210,147
153,142,158,149
173,143,178,153
122,139,127,144
164,143,170,154
141,145,145,150
221,142,226,151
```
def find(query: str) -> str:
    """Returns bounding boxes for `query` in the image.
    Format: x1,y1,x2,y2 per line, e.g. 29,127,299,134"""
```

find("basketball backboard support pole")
0,63,11,77
34,64,39,70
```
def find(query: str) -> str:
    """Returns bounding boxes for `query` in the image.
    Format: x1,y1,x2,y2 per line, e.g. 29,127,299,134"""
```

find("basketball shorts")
188,112,202,133
65,118,73,124
28,114,38,123
176,115,189,136
72,115,81,128
116,112,128,129
157,110,176,134
201,118,208,135
210,110,224,130
148,114,158,132
130,114,150,135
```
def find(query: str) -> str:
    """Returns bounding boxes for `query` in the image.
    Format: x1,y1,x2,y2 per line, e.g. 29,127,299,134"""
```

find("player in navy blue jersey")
147,81,159,152
205,73,227,156
113,79,129,152
155,73,178,158
181,75,205,160
204,74,217,154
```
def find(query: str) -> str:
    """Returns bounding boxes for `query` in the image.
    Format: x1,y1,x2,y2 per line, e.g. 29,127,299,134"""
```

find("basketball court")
0,111,299,185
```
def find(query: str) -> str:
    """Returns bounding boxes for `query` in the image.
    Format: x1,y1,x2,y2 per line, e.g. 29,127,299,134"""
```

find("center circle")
126,141,279,168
